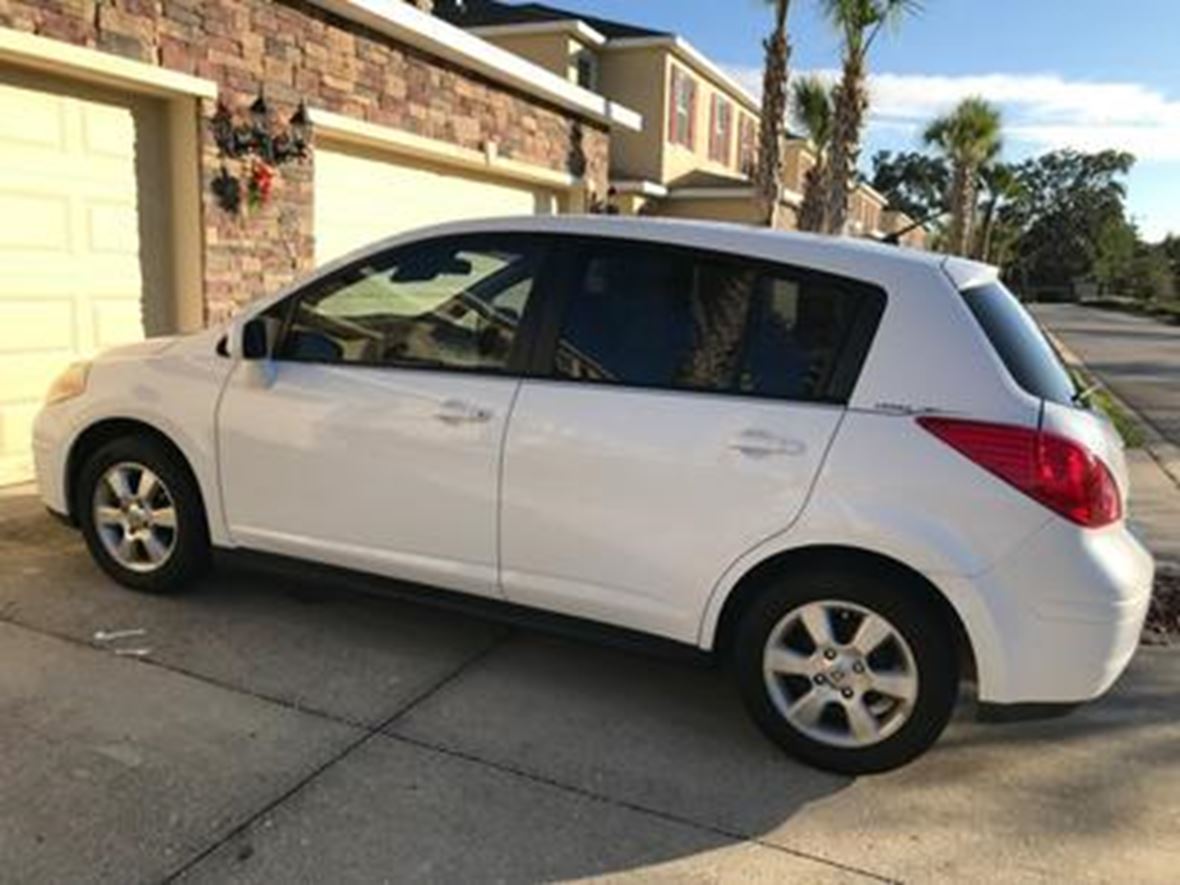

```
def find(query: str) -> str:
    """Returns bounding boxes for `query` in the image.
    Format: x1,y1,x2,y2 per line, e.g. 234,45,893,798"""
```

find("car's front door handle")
435,399,494,424
729,429,806,457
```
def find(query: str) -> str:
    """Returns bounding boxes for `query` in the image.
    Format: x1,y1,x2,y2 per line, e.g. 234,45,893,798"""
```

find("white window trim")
667,186,803,207
469,20,608,47
670,65,696,148
611,180,669,197
710,94,733,164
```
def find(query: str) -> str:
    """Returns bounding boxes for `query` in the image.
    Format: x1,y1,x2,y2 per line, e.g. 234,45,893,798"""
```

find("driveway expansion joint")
0,612,898,883
378,729,900,884
159,628,516,883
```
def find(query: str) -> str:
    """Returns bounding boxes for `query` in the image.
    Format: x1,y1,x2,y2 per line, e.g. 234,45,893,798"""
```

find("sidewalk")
1127,450,1180,565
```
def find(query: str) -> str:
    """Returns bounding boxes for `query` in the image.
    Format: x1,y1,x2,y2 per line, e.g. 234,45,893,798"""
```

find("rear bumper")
944,518,1153,706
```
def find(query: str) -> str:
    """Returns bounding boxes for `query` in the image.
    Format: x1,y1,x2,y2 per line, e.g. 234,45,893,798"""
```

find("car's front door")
217,233,549,598
500,238,886,641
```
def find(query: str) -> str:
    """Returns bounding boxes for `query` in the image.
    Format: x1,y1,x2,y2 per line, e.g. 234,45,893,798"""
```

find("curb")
1043,329,1180,492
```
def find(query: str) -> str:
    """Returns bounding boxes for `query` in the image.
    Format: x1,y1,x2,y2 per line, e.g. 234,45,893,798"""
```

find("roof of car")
365,214,995,290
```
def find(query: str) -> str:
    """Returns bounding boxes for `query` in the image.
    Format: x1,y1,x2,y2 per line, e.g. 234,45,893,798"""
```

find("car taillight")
917,417,1122,528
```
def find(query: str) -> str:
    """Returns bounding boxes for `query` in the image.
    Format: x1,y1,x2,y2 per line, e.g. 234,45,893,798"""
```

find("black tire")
733,563,959,775
76,435,210,593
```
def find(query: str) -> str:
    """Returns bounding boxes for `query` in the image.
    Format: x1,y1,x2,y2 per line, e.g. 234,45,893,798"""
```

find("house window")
574,50,598,91
709,95,733,165
668,65,697,148
738,115,757,176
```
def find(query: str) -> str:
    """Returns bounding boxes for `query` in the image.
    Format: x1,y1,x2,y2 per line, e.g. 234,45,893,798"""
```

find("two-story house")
437,0,923,244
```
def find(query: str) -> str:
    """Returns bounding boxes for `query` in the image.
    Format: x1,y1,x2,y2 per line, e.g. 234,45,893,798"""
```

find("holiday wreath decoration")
210,92,311,214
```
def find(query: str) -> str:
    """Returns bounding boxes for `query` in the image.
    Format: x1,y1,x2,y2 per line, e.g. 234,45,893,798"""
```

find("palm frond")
791,75,833,149
924,97,1003,166
880,0,923,29
821,0,921,52
865,0,922,50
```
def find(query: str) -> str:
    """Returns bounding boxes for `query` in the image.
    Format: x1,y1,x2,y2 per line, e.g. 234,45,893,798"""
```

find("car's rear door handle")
729,429,805,457
435,399,493,424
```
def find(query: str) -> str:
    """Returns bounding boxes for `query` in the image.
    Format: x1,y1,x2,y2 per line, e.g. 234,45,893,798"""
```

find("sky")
551,0,1180,242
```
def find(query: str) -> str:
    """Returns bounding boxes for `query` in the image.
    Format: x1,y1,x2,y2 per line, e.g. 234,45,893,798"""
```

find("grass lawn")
1068,365,1146,448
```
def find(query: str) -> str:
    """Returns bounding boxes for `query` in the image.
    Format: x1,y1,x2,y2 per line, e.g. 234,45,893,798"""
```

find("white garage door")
315,139,559,265
0,68,152,486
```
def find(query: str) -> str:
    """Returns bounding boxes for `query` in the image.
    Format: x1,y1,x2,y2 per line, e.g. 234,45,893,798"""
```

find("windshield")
960,281,1077,406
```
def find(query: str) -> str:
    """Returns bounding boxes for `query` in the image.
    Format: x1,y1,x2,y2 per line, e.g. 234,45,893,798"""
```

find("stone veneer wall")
1,0,609,322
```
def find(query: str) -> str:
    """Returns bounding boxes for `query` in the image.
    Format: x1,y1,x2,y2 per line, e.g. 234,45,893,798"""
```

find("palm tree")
754,0,792,227
975,160,1020,262
820,0,921,235
791,75,833,232
924,97,1003,256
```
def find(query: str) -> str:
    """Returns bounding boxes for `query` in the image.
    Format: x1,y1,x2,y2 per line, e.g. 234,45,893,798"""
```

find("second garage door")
314,139,560,265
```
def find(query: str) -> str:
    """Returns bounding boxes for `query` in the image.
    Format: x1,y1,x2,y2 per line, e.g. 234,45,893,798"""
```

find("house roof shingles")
434,0,670,39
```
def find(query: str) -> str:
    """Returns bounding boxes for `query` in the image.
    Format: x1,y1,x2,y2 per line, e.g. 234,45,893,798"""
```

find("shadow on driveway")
3,486,1179,882
0,488,860,883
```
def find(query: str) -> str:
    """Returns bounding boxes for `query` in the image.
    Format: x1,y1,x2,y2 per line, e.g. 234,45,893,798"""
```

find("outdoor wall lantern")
211,92,312,213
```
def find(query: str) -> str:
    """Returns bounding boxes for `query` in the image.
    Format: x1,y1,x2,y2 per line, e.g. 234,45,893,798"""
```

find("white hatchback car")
34,217,1153,773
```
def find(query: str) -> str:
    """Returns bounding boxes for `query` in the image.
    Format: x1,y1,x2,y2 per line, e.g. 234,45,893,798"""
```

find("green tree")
791,75,833,232
976,160,1020,263
1000,149,1135,292
1161,234,1180,296
1092,216,1137,294
820,0,921,234
923,97,1002,256
1127,245,1176,301
869,149,949,223
754,1,793,227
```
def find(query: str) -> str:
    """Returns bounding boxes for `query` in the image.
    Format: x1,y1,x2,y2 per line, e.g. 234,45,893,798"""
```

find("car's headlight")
45,361,91,405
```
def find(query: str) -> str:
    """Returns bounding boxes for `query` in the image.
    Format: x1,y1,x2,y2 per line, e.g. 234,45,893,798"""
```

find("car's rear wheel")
734,564,958,774
77,436,210,593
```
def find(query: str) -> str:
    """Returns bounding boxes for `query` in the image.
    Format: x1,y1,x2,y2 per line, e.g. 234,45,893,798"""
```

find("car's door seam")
495,378,525,599
695,405,851,647
210,354,243,547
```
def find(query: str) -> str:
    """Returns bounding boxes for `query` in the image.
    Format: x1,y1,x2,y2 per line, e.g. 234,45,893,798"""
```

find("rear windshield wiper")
1072,382,1100,407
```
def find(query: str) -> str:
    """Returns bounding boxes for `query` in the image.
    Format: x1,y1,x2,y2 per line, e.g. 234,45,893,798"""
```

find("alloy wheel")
762,599,919,749
92,462,179,573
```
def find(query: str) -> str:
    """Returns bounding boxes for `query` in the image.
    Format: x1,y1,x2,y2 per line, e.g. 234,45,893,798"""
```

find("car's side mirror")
227,316,270,361
242,318,269,360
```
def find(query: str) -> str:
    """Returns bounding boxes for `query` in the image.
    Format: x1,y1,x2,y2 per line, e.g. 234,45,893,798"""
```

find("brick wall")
0,0,609,322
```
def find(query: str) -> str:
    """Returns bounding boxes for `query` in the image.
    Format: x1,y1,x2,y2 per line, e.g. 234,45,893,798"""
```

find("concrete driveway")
2,485,1180,884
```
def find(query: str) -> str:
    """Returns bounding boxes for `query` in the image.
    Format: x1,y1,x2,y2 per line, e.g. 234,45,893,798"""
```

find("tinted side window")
551,241,883,403
277,236,544,372
961,281,1075,406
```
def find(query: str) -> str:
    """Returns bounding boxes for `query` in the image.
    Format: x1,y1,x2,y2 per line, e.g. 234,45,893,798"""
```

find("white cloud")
725,67,1180,161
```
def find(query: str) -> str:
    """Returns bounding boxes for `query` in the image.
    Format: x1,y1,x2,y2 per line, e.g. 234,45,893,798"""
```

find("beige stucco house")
438,0,924,243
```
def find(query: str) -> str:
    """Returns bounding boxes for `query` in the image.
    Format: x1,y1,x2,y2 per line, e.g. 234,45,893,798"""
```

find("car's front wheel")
734,564,959,774
77,435,210,593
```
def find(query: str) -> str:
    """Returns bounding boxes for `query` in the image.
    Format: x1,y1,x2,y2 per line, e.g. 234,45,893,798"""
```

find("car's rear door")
217,233,551,599
499,237,886,641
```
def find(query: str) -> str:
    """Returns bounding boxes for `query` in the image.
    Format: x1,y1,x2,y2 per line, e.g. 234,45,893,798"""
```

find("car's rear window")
960,281,1075,406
